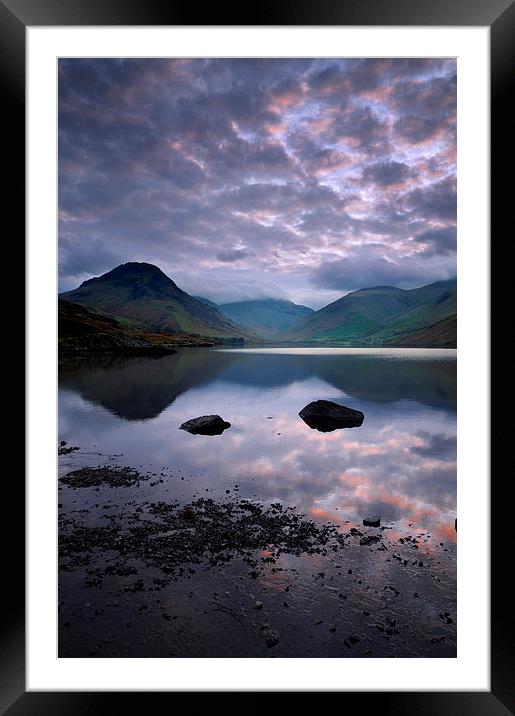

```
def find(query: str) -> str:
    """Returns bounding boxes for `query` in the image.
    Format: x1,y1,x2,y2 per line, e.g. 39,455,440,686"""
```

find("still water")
59,347,456,543
58,347,457,657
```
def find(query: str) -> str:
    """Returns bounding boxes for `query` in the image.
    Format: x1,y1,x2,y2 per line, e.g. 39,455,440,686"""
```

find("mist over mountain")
218,299,314,339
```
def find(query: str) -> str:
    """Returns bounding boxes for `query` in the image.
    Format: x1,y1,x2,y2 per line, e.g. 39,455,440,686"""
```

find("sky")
58,58,456,308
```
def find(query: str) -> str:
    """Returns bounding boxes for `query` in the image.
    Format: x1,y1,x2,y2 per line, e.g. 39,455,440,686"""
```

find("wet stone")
298,400,364,432
179,415,231,436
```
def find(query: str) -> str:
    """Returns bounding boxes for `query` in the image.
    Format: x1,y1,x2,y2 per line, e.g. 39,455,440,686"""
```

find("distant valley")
216,299,314,339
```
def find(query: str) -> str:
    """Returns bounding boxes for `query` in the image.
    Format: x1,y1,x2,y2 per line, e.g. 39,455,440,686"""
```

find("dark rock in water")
298,400,364,432
265,628,280,648
179,415,231,436
363,515,380,527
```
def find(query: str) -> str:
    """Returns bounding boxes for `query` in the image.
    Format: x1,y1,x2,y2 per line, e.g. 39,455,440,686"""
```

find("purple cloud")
413,227,456,256
216,247,253,263
58,58,457,305
362,161,412,186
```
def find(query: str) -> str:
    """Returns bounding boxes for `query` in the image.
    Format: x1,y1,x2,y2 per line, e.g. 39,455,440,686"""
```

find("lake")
58,347,457,658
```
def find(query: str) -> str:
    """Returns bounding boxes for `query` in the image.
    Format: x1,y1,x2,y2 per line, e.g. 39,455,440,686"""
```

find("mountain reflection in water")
59,347,457,544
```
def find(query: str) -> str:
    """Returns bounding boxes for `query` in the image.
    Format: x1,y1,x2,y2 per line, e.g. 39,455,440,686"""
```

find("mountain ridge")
60,262,259,342
59,263,456,348
281,278,456,347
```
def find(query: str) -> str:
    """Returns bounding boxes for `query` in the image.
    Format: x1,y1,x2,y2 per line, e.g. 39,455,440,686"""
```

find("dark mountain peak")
115,261,162,274
60,262,258,341
82,261,175,287
79,262,185,301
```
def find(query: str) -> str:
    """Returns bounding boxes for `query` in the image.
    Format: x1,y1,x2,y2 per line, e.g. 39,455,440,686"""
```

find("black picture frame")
4,0,509,711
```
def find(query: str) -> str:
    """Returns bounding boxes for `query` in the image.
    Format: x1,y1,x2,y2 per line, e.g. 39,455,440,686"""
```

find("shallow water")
58,347,457,657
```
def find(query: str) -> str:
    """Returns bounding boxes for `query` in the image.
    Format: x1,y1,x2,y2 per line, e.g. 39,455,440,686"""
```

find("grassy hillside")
385,315,457,348
282,279,456,347
60,262,258,342
59,299,218,354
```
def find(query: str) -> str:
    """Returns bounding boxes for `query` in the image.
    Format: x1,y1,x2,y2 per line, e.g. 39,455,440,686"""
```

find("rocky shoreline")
58,459,456,658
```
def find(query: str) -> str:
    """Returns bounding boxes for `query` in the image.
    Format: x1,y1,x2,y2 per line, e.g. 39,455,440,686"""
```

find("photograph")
0,0,503,704
57,56,458,659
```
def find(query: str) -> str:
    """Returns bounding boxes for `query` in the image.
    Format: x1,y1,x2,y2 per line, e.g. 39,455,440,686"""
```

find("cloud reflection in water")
59,348,456,544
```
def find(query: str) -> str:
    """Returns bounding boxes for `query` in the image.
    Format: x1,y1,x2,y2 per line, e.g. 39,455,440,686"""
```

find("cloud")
59,234,123,290
216,247,253,262
391,75,457,118
411,431,456,460
58,58,457,302
174,272,290,304
413,227,456,256
311,243,455,292
307,63,345,92
362,160,412,186
394,115,448,145
330,105,389,151
404,177,457,221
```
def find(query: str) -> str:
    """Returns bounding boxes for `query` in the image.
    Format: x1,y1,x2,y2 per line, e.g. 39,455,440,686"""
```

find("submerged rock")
180,415,231,435
299,400,364,432
363,515,381,527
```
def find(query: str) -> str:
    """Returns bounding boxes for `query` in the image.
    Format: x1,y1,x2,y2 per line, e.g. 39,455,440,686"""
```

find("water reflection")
59,347,456,420
59,347,457,544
